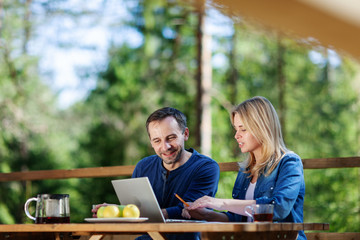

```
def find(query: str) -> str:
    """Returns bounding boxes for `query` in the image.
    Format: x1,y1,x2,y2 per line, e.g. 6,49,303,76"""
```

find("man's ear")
183,128,189,141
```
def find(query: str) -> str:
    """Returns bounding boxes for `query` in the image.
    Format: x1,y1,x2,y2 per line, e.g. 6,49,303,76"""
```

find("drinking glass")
244,204,274,222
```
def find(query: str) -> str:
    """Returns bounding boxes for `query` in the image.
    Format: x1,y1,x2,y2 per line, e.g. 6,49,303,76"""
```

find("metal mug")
24,194,70,223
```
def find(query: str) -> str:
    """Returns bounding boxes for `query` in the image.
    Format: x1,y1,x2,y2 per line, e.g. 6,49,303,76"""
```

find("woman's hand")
187,196,223,211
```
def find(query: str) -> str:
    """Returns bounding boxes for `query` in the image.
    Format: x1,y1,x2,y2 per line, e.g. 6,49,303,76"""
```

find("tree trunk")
277,36,286,139
23,0,32,54
0,0,3,34
195,0,212,156
229,25,240,157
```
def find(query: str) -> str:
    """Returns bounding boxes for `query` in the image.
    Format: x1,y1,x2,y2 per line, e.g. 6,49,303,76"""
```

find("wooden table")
0,222,329,240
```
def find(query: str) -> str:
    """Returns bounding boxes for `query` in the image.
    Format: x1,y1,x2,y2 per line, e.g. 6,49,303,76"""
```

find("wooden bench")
1,156,360,240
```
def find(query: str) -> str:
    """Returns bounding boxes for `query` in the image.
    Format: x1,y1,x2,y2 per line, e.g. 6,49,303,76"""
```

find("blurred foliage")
0,0,359,232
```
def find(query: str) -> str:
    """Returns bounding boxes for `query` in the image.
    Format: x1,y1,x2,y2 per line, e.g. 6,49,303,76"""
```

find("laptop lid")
111,177,165,223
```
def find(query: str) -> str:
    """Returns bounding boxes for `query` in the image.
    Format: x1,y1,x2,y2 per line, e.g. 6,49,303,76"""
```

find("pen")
174,193,190,207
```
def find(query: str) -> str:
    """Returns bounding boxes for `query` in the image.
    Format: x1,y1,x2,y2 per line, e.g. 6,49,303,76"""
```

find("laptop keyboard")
166,219,207,223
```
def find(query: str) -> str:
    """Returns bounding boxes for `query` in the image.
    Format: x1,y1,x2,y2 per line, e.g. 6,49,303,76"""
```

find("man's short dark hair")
146,107,187,134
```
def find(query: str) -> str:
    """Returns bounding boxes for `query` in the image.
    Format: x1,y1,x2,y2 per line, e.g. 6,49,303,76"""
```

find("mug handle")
244,205,254,220
24,197,38,221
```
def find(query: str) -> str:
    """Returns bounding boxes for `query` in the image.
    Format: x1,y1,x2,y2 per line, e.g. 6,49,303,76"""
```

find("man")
132,107,220,222
93,107,220,239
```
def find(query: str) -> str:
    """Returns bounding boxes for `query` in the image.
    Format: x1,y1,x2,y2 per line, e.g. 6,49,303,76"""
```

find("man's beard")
161,148,183,165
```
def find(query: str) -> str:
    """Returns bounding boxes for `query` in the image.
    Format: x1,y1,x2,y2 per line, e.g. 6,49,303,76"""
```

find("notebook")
111,177,206,223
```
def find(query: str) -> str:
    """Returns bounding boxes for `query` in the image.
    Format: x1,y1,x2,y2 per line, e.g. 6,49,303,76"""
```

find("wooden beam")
306,232,360,240
219,157,360,171
302,156,360,169
219,162,239,172
0,157,359,182
0,165,135,182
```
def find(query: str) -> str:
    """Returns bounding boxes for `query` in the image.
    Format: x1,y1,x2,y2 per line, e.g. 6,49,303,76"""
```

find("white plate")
84,217,148,223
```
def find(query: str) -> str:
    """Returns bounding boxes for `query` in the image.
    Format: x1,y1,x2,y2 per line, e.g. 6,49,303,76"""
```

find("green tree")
0,0,78,223
0,0,359,230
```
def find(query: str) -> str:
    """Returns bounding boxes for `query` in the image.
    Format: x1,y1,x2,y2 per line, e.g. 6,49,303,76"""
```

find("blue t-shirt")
133,148,220,240
132,148,220,219
225,152,306,240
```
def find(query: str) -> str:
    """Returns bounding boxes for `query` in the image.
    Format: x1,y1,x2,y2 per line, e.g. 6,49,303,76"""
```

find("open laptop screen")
111,177,165,223
112,177,206,223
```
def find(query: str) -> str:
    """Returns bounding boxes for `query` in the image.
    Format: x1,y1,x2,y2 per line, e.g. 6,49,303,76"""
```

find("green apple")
118,205,126,217
97,206,106,218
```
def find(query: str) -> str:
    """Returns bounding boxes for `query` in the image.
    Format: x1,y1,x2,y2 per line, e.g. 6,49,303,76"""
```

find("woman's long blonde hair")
231,96,288,177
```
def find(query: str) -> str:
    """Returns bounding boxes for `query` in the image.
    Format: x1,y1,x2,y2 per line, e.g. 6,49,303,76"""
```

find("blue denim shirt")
225,152,306,240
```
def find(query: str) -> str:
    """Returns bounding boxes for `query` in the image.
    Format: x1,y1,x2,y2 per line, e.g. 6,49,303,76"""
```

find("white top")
245,182,256,222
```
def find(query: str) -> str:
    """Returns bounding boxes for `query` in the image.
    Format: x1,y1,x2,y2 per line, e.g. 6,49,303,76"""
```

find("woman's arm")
187,196,256,216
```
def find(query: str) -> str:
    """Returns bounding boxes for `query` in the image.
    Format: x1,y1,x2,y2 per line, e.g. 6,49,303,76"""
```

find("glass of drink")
24,194,70,223
245,204,274,222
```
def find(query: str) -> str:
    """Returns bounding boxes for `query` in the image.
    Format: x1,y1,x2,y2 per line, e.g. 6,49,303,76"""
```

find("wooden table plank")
147,232,166,240
201,232,299,240
0,223,329,240
0,233,73,240
0,223,329,233
88,235,105,240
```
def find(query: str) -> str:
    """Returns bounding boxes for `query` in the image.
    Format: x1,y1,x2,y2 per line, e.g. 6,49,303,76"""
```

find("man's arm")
166,160,220,219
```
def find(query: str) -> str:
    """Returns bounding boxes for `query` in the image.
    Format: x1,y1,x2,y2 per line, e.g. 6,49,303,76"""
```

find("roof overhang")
206,0,360,60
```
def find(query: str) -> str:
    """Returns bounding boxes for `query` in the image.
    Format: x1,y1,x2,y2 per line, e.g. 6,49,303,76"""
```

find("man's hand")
182,202,212,220
91,203,109,218
182,199,230,222
161,209,169,219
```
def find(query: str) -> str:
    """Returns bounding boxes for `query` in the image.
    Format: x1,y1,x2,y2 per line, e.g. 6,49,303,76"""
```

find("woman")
182,96,306,240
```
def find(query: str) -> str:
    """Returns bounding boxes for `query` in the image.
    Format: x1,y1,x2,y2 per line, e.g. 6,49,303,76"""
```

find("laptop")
111,177,206,223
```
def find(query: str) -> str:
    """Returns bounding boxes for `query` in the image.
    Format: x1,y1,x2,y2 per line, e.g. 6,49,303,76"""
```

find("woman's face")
233,113,262,158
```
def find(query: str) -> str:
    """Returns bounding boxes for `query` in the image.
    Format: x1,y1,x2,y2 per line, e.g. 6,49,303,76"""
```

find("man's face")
148,116,189,167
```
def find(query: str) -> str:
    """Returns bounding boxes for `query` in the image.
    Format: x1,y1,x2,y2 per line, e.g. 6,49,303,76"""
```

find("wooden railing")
1,156,360,182
1,156,359,240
